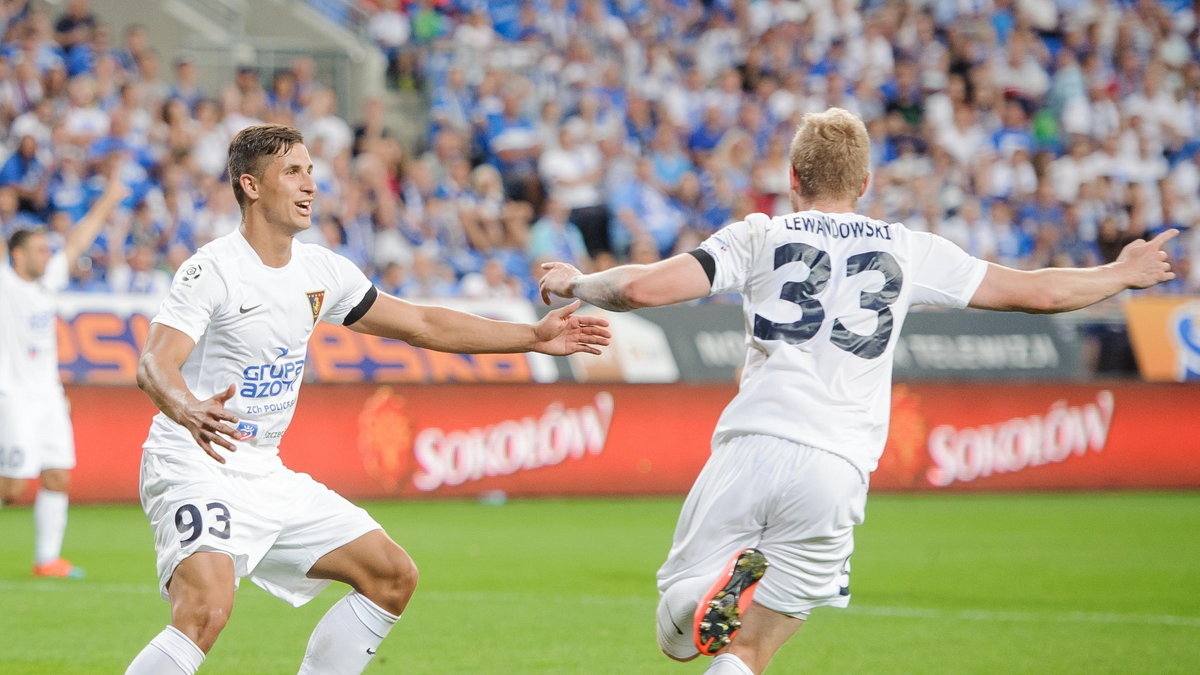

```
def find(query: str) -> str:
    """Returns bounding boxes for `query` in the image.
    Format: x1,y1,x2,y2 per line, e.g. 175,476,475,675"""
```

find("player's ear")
859,172,870,198
239,173,259,201
789,165,800,194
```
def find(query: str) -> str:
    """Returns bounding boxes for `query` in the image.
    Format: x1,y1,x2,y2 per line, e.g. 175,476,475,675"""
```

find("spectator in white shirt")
460,256,523,300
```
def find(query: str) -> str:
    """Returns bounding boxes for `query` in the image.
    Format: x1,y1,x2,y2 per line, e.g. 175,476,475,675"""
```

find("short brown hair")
8,227,42,252
227,124,304,209
789,108,870,203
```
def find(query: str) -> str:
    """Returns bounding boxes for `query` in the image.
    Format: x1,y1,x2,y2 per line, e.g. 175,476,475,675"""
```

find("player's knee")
176,602,232,651
39,470,69,492
367,548,418,615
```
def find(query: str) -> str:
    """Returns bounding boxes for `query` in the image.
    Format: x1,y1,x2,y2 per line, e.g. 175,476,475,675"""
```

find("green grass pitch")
2,493,1198,673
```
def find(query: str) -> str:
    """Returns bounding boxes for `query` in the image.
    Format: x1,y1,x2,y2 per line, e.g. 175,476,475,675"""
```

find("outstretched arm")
63,164,130,263
969,229,1178,313
348,294,610,356
539,252,713,311
137,324,240,463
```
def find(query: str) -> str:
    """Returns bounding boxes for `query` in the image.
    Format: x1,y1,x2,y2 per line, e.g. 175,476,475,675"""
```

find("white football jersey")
144,230,372,475
0,254,69,394
699,211,988,478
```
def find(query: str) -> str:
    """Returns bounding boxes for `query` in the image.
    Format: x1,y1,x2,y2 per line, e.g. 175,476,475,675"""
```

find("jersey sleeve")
42,252,70,292
151,256,226,343
697,215,761,295
320,252,374,325
907,231,989,308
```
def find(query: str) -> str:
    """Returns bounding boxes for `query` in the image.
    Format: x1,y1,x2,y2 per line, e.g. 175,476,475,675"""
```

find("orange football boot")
33,558,85,579
694,548,769,656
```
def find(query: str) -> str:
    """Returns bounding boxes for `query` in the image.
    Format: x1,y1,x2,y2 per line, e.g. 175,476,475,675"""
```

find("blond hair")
789,108,870,202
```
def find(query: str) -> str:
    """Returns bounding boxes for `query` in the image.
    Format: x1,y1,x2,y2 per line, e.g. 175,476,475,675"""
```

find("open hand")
179,384,241,463
539,262,583,305
1117,229,1178,289
532,300,611,356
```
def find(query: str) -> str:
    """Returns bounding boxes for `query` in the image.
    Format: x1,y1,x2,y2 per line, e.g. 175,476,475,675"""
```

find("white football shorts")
0,390,75,479
140,448,382,607
657,434,867,618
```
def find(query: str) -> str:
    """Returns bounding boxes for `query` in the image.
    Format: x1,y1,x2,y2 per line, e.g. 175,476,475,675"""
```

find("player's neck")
792,194,857,215
239,221,293,268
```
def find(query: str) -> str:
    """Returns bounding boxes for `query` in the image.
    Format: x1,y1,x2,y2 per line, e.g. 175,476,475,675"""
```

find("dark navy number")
753,246,903,360
175,504,202,544
752,243,830,345
0,446,24,470
830,251,903,359
205,502,232,539
174,502,232,545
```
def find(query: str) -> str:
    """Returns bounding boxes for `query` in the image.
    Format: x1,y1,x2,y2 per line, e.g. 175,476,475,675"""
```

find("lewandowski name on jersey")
782,214,892,239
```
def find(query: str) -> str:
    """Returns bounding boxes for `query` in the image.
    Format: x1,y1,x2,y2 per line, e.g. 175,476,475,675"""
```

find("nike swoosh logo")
239,303,262,314
670,618,684,635
366,648,377,655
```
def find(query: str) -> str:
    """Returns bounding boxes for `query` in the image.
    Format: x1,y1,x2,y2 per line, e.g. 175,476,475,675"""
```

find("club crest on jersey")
234,421,258,440
306,290,326,324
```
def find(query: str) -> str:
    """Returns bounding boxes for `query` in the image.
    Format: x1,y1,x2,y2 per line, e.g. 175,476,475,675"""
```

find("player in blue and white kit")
124,125,610,675
540,108,1177,675
0,173,127,578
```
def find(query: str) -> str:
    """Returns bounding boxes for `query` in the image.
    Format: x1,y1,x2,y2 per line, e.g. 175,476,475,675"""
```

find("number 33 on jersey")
698,211,988,477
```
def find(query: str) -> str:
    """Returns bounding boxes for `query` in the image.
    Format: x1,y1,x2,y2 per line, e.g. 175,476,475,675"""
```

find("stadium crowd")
2,0,1199,300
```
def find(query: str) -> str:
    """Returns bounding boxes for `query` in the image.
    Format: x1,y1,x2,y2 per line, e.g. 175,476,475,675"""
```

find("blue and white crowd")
2,0,1199,300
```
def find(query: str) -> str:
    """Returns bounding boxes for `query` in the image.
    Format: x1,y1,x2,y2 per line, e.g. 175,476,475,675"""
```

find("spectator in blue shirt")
46,148,89,222
609,158,686,257
528,197,591,270
992,97,1035,156
688,104,729,159
485,90,542,205
0,134,46,213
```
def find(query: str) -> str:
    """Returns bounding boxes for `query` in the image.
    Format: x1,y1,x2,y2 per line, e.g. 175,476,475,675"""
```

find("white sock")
298,591,399,675
657,576,709,660
706,652,755,675
125,626,206,675
33,489,68,565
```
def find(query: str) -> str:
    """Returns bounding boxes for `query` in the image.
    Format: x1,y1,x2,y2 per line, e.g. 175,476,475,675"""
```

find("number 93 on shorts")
139,449,382,606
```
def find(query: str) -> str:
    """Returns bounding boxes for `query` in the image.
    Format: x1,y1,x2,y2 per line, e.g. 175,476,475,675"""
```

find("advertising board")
55,381,1200,503
1124,295,1200,382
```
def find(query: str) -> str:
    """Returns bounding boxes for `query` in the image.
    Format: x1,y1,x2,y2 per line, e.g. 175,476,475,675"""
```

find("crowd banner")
54,293,558,385
892,312,1083,380
1124,295,1200,382
57,381,1200,504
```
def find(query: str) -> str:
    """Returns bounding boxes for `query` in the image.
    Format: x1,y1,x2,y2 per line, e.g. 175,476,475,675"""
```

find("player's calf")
694,548,769,656
0,476,27,504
